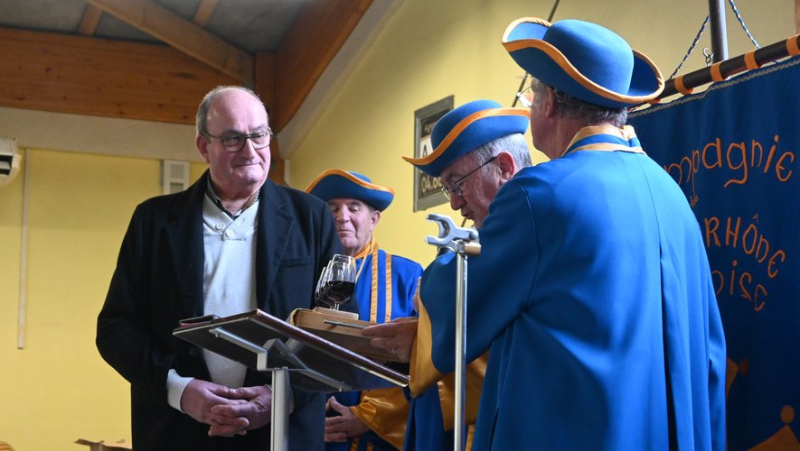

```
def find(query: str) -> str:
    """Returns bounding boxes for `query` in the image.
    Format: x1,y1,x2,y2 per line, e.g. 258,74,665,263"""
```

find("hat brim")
403,108,529,176
305,169,395,211
502,17,664,108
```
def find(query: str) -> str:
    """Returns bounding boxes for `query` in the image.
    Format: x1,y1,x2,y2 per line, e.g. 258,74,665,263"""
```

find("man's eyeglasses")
441,155,498,200
203,129,273,152
516,86,534,109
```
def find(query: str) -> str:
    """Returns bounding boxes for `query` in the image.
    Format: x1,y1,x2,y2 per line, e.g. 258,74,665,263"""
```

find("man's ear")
543,86,558,118
196,134,211,163
496,151,517,183
371,209,381,229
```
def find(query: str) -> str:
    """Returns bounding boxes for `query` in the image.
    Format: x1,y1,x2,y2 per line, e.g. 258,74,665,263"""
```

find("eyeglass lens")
516,87,533,108
220,131,271,152
440,155,498,200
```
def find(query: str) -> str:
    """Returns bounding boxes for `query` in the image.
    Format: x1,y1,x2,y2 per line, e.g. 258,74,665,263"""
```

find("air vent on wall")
161,160,190,194
0,137,21,187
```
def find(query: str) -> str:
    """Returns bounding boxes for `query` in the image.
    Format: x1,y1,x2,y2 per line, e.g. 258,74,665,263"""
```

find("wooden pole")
655,34,800,101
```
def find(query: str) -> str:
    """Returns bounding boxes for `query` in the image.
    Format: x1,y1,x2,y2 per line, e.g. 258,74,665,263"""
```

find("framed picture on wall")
413,95,453,211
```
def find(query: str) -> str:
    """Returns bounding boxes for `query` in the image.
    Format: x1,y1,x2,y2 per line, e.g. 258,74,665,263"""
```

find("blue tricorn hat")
403,100,529,177
502,17,664,108
305,169,395,211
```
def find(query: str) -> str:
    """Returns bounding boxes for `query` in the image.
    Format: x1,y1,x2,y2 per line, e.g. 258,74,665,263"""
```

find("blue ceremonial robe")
352,249,421,325
327,240,422,451
405,354,485,451
405,388,450,450
416,125,727,450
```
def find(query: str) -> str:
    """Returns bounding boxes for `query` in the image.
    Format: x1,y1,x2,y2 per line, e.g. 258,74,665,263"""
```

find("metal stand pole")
271,368,290,451
425,214,480,451
209,327,291,449
454,241,468,451
708,0,729,61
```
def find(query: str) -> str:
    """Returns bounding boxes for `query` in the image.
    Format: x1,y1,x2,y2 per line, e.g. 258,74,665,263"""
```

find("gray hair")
530,79,628,127
195,85,264,135
471,133,532,168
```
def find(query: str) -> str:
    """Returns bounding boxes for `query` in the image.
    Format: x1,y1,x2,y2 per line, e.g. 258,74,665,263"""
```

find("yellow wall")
288,0,795,266
0,149,207,449
0,0,795,448
0,156,24,368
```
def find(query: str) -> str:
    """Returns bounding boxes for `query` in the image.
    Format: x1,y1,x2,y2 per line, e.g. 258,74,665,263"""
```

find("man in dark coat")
97,86,351,450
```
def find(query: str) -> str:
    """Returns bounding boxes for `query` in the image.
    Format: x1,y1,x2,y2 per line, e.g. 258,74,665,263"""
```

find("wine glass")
317,254,357,310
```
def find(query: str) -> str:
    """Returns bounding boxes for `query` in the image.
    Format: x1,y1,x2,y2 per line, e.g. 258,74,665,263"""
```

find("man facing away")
306,170,423,450
97,86,352,450
387,17,726,450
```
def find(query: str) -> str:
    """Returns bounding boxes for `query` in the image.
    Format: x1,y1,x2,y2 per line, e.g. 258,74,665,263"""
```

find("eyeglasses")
516,86,534,109
441,155,498,199
203,128,273,152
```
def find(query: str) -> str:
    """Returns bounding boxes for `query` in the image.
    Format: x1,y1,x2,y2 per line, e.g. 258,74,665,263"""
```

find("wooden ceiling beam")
271,0,373,131
86,0,253,84
192,0,219,27
0,27,237,125
77,4,103,36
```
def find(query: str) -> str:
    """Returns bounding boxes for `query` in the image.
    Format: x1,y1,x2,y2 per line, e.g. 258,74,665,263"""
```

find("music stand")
173,310,409,451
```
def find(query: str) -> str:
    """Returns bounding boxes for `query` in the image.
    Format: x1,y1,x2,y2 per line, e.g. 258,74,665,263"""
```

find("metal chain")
669,16,710,79
511,0,560,109
728,0,760,48
668,0,759,80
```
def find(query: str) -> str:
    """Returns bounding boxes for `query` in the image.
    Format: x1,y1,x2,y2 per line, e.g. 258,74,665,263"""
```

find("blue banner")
629,57,800,449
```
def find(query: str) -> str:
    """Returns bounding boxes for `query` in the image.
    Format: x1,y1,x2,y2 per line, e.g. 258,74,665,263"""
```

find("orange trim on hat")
743,50,760,70
501,16,551,42
502,27,664,105
304,169,395,196
786,36,800,56
402,108,529,166
674,75,693,95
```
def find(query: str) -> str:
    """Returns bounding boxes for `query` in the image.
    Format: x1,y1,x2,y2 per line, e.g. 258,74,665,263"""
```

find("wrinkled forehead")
208,90,268,130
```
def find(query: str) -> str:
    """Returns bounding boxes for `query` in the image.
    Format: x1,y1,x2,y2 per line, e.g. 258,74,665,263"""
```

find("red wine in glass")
321,281,355,306
317,254,356,310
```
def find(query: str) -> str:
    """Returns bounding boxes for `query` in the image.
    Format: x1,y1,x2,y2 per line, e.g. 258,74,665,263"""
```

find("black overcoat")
97,173,348,450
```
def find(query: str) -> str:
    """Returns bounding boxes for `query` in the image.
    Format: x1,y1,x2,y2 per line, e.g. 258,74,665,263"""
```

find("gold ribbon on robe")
348,236,408,449
410,292,487,437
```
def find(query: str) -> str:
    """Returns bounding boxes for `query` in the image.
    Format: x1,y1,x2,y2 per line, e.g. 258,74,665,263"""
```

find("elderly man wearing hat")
404,99,532,228
364,99,532,450
383,18,726,451
306,170,423,451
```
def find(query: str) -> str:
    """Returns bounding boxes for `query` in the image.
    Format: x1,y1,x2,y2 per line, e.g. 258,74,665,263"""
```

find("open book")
288,308,411,363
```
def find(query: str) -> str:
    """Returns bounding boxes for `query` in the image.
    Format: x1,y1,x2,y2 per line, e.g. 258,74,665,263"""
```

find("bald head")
196,86,265,136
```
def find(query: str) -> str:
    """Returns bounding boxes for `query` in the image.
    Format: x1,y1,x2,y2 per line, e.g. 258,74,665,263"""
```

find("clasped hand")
324,396,369,442
181,379,272,437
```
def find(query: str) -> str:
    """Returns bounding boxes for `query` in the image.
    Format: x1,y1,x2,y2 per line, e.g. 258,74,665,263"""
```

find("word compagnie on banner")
629,57,799,449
